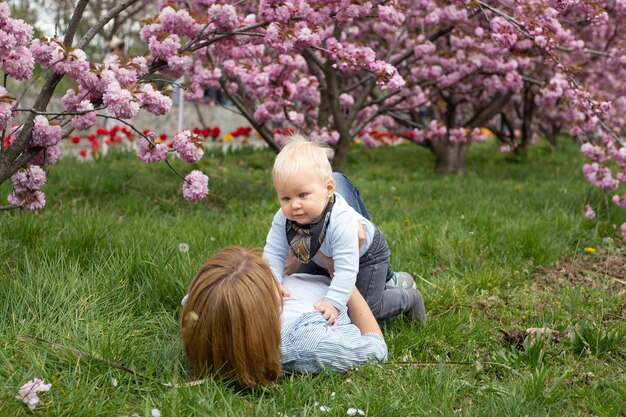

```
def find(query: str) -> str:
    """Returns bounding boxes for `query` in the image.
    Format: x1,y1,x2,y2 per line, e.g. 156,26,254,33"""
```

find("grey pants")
296,228,411,321
356,228,411,321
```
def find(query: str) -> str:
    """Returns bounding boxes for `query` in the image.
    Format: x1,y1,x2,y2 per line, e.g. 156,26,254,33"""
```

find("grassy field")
1,140,624,416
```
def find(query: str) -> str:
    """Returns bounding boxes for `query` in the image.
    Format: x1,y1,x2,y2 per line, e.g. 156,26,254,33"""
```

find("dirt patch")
535,245,625,292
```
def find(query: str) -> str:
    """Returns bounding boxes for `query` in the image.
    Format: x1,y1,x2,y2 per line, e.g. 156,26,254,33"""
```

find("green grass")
1,140,625,416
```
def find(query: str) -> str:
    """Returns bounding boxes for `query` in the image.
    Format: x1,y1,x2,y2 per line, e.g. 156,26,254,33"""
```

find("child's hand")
314,300,339,325
280,284,291,298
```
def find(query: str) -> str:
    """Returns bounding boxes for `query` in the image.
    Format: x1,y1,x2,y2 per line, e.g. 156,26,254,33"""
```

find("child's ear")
326,178,335,197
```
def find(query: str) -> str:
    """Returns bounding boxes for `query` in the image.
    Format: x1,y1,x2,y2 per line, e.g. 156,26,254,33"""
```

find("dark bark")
519,87,536,148
464,92,512,129
430,139,469,175
429,99,468,174
541,123,561,148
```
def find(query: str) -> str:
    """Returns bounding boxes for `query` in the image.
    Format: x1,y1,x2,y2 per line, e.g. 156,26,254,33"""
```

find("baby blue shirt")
263,193,376,310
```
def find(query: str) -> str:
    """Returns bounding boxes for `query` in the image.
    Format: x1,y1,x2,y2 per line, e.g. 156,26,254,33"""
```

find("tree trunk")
429,139,470,175
331,132,351,172
519,87,536,149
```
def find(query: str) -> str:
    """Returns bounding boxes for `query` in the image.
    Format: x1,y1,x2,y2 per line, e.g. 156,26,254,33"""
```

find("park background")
1,0,626,416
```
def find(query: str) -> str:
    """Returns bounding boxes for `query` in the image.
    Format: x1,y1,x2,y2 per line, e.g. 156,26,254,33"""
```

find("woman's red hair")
180,246,282,387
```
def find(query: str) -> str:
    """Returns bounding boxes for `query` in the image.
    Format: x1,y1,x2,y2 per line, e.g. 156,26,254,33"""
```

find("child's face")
274,170,334,225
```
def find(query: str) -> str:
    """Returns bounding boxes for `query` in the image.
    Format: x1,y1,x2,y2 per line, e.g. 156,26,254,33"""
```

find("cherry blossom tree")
1,0,625,234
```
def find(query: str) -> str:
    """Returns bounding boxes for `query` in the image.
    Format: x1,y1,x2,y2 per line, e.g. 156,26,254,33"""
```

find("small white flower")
16,378,52,410
151,408,161,417
210,236,216,242
111,377,118,387
330,392,336,399
319,405,331,412
179,243,189,253
347,408,365,416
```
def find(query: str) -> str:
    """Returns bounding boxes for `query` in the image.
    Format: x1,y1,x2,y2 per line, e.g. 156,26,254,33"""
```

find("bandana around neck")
285,194,335,263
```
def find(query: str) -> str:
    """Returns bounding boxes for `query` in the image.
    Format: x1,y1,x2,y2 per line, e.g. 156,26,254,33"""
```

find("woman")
180,246,387,388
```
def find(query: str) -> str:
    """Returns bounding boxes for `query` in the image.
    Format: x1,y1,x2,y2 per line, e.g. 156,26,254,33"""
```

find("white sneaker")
387,271,416,289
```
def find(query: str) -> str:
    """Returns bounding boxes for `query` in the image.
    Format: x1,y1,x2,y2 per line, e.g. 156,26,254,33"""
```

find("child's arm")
318,213,362,315
262,209,290,285
313,222,366,278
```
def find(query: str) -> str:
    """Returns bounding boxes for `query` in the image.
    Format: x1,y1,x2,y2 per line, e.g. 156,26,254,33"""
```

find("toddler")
263,135,425,323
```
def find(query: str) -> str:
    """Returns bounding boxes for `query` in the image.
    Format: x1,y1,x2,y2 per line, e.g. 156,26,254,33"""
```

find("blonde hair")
272,134,333,185
180,246,282,388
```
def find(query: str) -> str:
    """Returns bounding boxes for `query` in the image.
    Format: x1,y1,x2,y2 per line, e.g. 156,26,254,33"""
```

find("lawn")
1,139,624,416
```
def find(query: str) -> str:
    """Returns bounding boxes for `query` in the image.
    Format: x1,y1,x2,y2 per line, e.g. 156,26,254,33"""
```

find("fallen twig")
579,268,626,286
395,360,519,374
17,335,206,388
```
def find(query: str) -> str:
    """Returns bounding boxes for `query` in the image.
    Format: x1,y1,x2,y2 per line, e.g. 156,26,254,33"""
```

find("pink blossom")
159,6,201,38
0,86,14,130
182,170,209,202
30,38,61,67
54,48,89,79
173,130,204,163
582,204,596,219
491,17,517,47
581,143,609,163
2,46,34,80
31,115,62,148
612,147,626,168
137,84,172,116
621,223,626,237
582,163,619,191
128,56,149,78
148,34,181,61
378,5,405,26
15,378,51,410
208,4,239,31
8,190,46,210
534,36,548,48
548,0,574,12
61,88,82,111
413,40,436,57
469,128,489,142
294,23,321,47
30,144,62,166
137,137,168,163
309,128,340,145
499,143,513,153
12,165,46,192
163,54,193,78
338,93,354,108
612,194,626,208
104,84,139,119
259,1,291,23
4,13,32,46
71,100,97,131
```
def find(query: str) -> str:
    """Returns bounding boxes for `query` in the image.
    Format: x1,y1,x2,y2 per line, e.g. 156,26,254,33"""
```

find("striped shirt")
280,274,388,373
